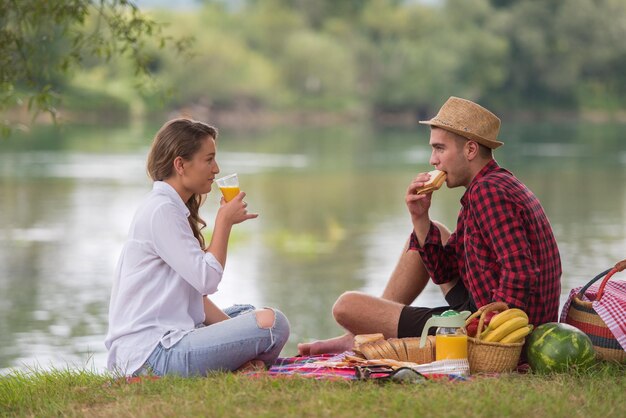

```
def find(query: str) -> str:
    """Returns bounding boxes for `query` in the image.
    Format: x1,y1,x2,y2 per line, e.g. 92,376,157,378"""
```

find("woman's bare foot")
297,333,354,356
235,359,266,373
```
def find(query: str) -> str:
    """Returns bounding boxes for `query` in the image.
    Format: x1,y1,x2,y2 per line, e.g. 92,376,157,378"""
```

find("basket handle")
578,259,626,302
465,301,508,341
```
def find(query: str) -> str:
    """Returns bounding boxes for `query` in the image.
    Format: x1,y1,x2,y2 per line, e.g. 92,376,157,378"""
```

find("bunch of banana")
479,308,534,344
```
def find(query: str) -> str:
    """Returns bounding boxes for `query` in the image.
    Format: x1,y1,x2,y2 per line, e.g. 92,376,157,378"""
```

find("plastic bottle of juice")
420,310,470,360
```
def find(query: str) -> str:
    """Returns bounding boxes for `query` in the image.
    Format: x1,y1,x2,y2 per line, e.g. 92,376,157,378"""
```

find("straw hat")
419,96,503,149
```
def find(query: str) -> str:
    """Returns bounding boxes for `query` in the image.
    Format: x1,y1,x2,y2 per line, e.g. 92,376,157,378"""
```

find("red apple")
466,310,499,337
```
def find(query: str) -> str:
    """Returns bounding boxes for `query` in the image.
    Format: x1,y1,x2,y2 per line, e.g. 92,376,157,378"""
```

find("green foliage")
494,0,626,108
237,0,305,55
0,0,190,135
161,0,626,116
279,30,358,108
161,23,281,108
3,0,626,136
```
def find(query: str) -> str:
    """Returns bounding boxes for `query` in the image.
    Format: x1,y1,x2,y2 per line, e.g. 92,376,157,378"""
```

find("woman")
105,118,290,377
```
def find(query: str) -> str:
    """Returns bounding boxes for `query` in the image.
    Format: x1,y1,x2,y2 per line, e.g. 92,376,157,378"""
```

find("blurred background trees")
2,0,626,134
0,0,190,134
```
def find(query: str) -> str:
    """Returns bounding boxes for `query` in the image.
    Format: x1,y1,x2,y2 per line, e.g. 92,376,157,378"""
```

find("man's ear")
173,156,185,176
465,140,479,161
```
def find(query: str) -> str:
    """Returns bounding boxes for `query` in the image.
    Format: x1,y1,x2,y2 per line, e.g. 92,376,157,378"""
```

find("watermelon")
526,322,596,374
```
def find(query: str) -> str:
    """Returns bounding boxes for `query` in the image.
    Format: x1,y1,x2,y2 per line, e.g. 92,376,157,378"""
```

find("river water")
1,121,625,373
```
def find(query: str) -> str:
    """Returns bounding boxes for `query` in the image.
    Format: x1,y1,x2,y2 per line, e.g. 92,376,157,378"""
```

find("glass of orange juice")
215,173,240,202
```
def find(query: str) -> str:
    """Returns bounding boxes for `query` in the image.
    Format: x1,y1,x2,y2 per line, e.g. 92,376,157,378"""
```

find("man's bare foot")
297,333,354,356
235,359,266,373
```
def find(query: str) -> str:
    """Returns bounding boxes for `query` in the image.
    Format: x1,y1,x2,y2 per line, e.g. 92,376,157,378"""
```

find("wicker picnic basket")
466,302,524,374
563,259,626,363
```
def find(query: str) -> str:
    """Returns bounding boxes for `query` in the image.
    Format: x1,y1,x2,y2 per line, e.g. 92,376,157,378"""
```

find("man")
298,96,561,356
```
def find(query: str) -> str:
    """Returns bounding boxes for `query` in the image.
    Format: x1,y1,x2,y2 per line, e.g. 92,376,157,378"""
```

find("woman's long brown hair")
146,118,218,249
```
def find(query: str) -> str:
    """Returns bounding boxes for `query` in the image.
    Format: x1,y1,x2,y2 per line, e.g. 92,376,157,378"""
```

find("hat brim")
419,120,503,149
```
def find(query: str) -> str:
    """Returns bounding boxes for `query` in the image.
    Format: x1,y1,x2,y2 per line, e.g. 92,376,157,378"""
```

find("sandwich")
416,169,447,195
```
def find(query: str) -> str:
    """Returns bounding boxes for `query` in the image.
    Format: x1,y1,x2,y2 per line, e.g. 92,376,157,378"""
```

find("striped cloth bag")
560,260,626,362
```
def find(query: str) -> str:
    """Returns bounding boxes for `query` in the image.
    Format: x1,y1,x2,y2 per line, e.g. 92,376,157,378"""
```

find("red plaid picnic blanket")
560,279,626,351
261,354,358,380
245,353,467,381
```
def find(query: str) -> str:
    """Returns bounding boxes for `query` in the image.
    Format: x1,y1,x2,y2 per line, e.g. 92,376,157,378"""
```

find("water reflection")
1,122,625,372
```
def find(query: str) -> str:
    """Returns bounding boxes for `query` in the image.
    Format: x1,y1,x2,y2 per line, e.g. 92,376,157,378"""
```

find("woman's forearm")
206,213,232,268
203,296,229,325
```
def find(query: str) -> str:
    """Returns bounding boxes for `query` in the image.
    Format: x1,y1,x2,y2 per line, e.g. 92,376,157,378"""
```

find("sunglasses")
355,366,426,384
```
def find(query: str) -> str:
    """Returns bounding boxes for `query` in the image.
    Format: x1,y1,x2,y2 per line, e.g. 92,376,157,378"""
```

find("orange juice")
219,186,240,202
435,334,468,360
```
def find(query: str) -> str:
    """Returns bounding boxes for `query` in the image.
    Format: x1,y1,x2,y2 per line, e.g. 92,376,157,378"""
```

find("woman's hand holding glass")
218,191,258,226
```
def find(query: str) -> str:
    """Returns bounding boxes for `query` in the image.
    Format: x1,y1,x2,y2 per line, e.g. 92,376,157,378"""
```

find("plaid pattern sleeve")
409,222,461,285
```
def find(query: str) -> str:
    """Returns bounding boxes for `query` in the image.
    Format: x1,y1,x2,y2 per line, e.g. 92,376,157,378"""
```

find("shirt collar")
153,181,190,218
460,159,499,206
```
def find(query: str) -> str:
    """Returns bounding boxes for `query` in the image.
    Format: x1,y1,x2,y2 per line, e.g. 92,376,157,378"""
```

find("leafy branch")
0,0,193,136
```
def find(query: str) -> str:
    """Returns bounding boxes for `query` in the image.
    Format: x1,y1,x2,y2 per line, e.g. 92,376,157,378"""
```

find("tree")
495,0,626,109
0,0,190,136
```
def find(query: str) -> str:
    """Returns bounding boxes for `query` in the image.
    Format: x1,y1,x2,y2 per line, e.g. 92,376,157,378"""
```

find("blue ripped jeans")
135,305,290,377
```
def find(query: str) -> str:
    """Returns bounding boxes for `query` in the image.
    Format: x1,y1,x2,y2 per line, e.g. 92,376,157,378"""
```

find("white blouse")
105,181,223,375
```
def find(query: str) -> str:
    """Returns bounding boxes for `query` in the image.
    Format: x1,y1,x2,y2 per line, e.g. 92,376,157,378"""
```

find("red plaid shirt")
409,160,562,326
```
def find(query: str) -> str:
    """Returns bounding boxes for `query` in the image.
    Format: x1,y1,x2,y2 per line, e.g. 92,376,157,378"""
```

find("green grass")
1,362,625,417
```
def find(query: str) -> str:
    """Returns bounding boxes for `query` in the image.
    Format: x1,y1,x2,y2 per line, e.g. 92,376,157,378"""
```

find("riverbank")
1,362,624,417
5,101,626,135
